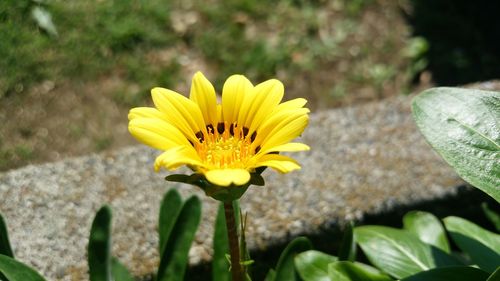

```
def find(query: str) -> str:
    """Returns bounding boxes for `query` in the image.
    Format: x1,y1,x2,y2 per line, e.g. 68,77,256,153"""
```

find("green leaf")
400,266,490,281
274,237,313,281
88,206,112,281
487,267,500,281
0,214,14,258
31,6,58,37
212,203,230,281
157,196,201,281
159,189,183,256
328,261,393,281
444,216,500,273
0,255,46,281
482,203,500,232
411,87,500,202
264,269,276,281
294,250,337,281
338,221,356,261
403,211,450,253
111,258,134,281
355,226,461,279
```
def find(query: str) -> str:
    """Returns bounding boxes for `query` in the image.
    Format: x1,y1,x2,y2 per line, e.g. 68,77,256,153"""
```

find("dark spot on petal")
242,127,249,137
206,124,214,134
217,122,225,134
196,131,204,142
229,124,235,136
255,145,261,153
269,151,279,155
189,140,194,146
250,131,257,142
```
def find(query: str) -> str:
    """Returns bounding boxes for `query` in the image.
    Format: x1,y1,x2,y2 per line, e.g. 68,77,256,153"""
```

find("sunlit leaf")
444,216,500,273
294,250,337,281
412,87,500,202
328,261,393,281
355,226,461,279
403,211,450,253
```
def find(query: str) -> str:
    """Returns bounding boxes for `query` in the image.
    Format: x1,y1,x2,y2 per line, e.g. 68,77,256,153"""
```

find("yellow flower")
128,72,309,188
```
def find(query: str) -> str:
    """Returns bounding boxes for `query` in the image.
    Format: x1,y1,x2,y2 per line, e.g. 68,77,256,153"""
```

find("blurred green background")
0,0,498,171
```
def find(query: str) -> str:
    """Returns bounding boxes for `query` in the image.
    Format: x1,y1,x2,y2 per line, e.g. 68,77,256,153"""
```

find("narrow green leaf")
111,258,134,281
88,206,112,281
400,266,490,281
0,255,46,281
355,226,461,279
328,261,393,281
274,237,313,281
338,221,356,261
482,203,500,232
212,203,230,281
403,211,450,253
444,216,500,273
412,87,500,202
487,267,500,281
0,214,14,258
294,250,337,281
159,189,183,255
157,196,201,281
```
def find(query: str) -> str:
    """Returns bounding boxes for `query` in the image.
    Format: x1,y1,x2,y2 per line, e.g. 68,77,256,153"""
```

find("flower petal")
246,79,284,134
222,75,253,124
128,107,166,121
190,72,218,126
254,154,301,173
258,114,309,152
258,142,310,155
152,87,206,142
205,168,251,186
129,118,190,150
154,146,205,171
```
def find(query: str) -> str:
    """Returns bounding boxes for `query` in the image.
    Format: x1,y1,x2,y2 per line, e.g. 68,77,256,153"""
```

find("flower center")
194,122,256,169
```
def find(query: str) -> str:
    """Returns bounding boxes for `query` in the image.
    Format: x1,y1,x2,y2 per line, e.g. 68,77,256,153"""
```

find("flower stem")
224,201,243,281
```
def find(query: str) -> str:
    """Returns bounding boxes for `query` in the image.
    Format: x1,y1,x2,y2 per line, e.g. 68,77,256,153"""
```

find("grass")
0,0,418,171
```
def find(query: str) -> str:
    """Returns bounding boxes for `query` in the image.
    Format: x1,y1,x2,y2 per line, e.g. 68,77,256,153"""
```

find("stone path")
0,94,465,280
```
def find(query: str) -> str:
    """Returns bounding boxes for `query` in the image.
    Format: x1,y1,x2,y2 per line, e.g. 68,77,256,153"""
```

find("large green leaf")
0,255,46,281
355,226,461,279
482,203,500,232
403,211,450,253
294,250,337,281
158,189,183,256
212,203,231,281
338,221,356,261
111,258,134,281
487,267,500,281
88,206,112,281
328,261,393,281
444,216,500,273
274,237,313,281
157,196,201,281
0,214,14,258
412,87,500,202
400,266,489,281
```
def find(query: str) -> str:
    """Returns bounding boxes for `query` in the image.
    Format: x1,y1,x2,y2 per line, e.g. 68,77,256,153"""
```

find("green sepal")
165,173,251,201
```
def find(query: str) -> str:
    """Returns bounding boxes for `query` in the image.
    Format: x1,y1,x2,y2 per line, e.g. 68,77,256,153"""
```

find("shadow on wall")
405,0,500,85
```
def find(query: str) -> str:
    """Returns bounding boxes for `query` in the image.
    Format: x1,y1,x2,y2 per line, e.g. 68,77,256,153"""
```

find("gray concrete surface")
0,94,467,280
